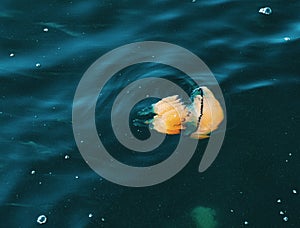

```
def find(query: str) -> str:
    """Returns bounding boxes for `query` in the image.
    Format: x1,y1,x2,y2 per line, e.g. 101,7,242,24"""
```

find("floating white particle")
10,53,15,57
283,216,288,222
284,37,291,41
88,213,93,218
31,170,36,175
277,199,281,203
75,175,79,179
101,217,105,222
80,140,84,143
279,211,284,215
37,215,47,224
64,155,70,160
230,209,234,213
43,28,49,32
244,221,249,225
292,189,297,194
259,7,272,15
35,63,41,68
288,153,292,156
192,0,196,2
39,181,42,185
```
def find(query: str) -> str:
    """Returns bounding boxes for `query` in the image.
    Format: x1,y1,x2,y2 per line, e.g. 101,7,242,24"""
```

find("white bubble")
31,170,36,175
283,216,288,222
244,221,249,225
36,63,41,68
279,211,284,215
64,155,70,160
88,213,93,218
292,189,297,194
75,175,79,179
192,0,196,2
43,28,49,32
10,53,15,57
284,37,291,41
101,217,105,222
37,215,47,224
259,7,272,15
277,199,281,203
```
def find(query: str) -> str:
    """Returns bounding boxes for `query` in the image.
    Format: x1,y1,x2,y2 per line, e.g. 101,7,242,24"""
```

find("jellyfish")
134,86,224,139
191,206,218,228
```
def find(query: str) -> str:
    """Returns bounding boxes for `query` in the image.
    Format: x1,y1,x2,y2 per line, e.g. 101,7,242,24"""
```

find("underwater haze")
1,0,300,227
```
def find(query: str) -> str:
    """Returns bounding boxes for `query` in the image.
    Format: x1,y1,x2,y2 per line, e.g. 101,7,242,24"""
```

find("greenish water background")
0,0,299,227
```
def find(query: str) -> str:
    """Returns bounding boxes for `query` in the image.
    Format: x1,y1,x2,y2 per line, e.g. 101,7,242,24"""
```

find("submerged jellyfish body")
191,206,218,228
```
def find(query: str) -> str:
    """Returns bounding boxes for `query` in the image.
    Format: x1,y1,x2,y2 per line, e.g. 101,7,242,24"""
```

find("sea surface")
0,0,300,227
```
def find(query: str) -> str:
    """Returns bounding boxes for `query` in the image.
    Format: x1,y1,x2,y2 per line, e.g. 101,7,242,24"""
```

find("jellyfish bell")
188,86,224,139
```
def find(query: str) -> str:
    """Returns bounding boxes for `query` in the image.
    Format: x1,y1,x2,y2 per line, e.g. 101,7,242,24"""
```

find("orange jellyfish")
135,87,224,139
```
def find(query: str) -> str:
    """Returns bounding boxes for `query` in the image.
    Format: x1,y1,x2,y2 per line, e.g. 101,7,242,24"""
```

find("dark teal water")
1,0,300,227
